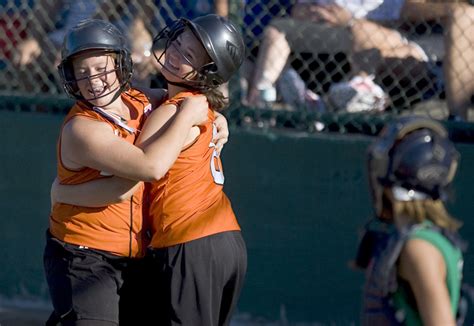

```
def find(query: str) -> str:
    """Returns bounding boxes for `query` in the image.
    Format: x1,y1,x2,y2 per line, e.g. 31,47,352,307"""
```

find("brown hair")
202,87,228,112
383,188,462,231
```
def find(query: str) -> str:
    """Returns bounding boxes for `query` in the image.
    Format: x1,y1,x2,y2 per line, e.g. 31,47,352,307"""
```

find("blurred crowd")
0,0,228,93
1,0,474,121
243,0,474,122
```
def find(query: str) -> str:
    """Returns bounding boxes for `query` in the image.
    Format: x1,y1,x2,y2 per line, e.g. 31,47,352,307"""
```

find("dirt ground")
0,307,49,326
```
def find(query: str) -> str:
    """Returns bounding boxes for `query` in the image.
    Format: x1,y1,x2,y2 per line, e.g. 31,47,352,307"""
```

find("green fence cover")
1,111,473,324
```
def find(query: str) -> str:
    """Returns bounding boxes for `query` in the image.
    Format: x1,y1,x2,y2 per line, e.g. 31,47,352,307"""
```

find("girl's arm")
53,95,231,208
398,239,455,326
136,102,196,151
51,177,141,208
136,86,229,153
139,97,230,149
53,109,230,208
61,95,208,182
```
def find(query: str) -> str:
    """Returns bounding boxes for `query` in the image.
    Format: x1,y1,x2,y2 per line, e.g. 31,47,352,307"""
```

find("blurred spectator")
0,1,32,66
247,0,474,120
245,0,395,109
0,0,32,90
10,0,149,92
11,0,102,93
240,0,301,108
5,1,234,96
356,0,474,120
242,0,293,60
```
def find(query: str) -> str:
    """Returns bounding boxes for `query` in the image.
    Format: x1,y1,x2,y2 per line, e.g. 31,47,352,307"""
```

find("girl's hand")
179,95,209,126
213,112,229,155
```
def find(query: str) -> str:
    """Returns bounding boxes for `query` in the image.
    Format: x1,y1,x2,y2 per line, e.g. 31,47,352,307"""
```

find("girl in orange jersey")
51,15,247,326
142,15,247,326
45,19,230,326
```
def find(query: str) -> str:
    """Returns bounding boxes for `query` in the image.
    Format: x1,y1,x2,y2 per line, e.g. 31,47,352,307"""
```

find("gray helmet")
58,19,133,101
367,116,459,216
153,14,245,89
187,14,245,86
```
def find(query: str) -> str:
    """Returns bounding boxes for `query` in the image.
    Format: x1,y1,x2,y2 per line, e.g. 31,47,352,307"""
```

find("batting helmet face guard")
58,19,133,103
367,116,459,217
153,14,245,90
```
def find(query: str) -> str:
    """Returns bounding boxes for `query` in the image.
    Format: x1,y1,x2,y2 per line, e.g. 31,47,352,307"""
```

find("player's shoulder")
131,86,168,108
63,113,114,142
144,102,178,129
399,237,445,279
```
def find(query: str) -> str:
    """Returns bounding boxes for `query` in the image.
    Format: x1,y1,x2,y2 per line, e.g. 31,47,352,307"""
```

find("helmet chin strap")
80,83,126,109
75,67,126,108
102,83,127,107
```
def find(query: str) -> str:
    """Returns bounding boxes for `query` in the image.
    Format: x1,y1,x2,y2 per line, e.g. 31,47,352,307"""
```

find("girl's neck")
97,97,130,120
167,84,190,99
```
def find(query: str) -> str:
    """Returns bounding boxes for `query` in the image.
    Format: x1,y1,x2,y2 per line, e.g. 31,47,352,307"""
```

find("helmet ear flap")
115,49,133,92
186,14,245,88
58,59,80,98
200,63,223,88
201,62,217,73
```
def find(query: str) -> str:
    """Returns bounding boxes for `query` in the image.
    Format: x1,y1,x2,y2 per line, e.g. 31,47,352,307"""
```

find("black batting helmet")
153,14,245,89
367,116,459,217
58,19,133,101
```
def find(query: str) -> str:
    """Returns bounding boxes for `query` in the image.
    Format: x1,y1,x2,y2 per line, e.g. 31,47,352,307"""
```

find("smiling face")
161,27,211,85
72,53,120,107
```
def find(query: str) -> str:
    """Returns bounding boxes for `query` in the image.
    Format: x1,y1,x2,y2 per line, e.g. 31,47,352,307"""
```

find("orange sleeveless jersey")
49,89,150,257
148,92,240,248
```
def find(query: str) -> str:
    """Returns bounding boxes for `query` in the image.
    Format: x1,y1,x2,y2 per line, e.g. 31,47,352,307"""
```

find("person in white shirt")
246,0,474,120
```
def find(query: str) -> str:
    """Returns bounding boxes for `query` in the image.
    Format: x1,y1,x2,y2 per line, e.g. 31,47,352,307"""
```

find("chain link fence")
1,0,474,138
0,0,222,94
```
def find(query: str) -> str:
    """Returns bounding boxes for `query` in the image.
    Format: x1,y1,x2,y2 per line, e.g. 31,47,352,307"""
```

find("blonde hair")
392,196,462,232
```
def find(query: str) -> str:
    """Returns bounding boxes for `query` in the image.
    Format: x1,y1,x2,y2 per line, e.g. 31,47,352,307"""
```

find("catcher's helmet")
153,14,245,89
367,116,459,217
58,19,133,101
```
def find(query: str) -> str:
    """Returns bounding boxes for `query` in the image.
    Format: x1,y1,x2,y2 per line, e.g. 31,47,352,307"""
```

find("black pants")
43,231,143,325
145,231,247,326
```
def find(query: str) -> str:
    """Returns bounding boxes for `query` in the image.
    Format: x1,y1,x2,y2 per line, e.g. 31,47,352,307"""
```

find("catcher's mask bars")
152,14,245,91
153,19,210,90
58,19,133,107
